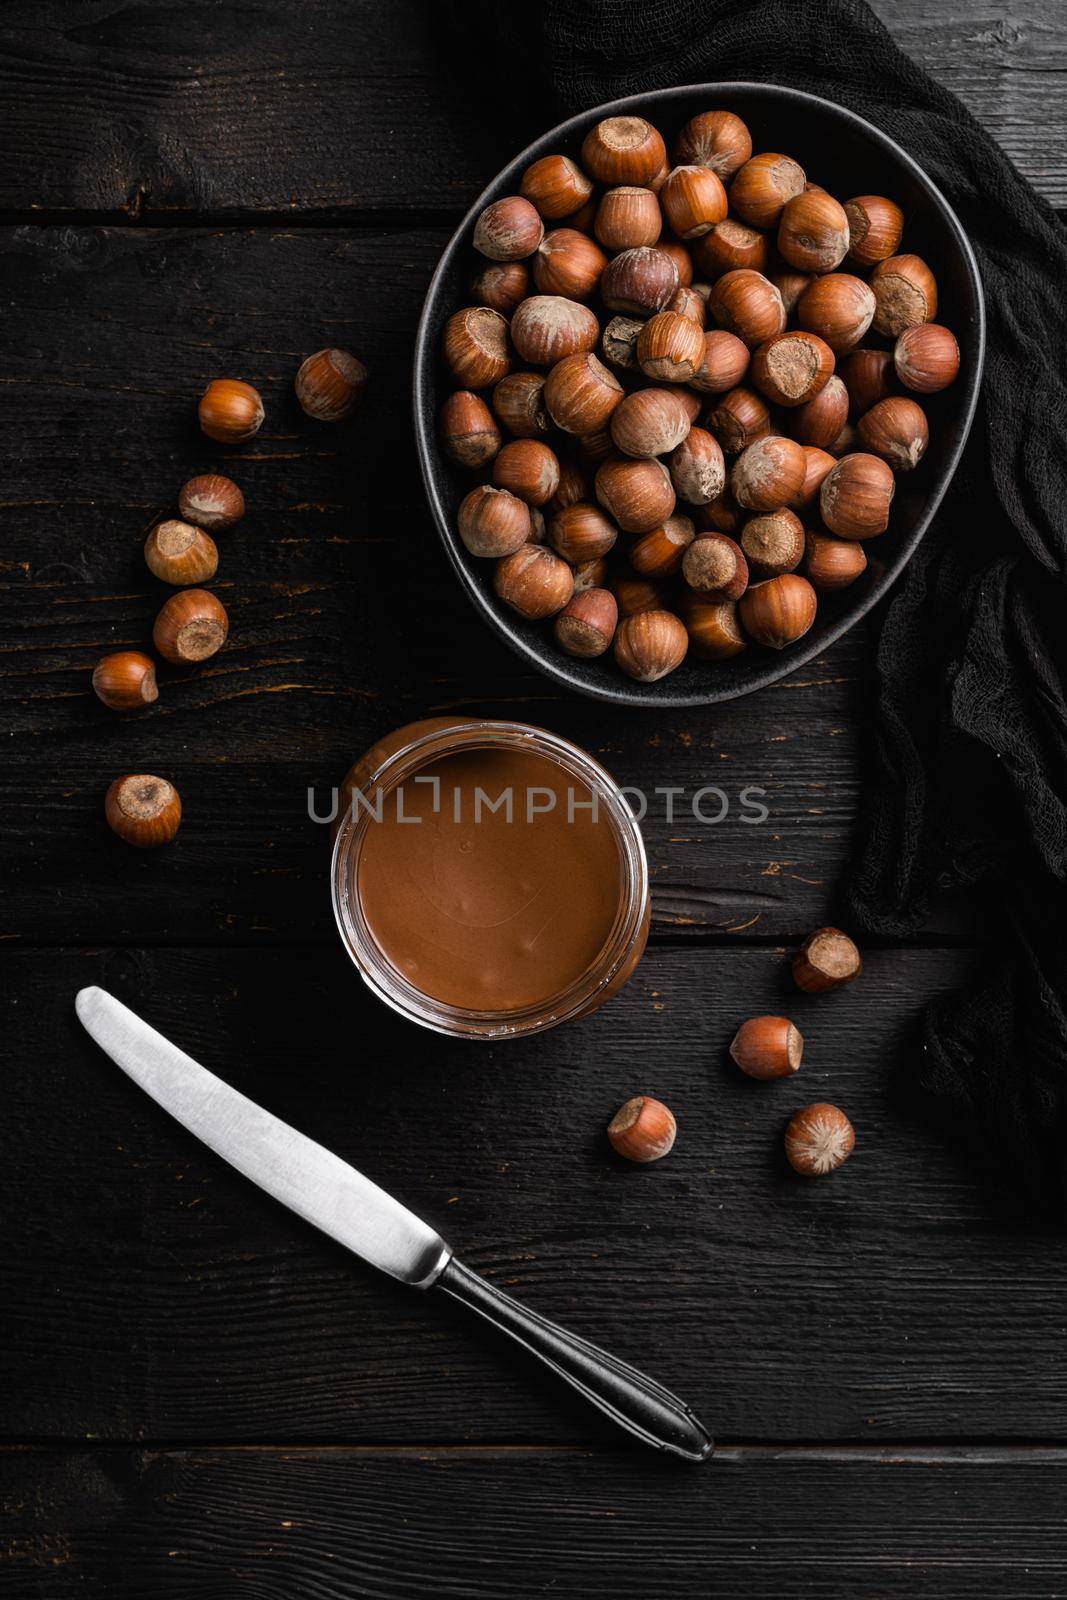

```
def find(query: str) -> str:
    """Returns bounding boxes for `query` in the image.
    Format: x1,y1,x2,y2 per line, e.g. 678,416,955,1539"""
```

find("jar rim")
331,719,649,1039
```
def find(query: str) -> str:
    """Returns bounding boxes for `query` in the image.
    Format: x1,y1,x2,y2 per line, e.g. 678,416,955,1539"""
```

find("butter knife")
75,986,712,1462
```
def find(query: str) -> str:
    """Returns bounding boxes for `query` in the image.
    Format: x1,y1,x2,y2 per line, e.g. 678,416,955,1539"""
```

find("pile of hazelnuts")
438,110,961,684
92,351,367,849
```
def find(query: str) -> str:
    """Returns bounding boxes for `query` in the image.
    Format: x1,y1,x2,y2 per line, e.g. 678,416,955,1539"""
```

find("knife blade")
75,985,712,1462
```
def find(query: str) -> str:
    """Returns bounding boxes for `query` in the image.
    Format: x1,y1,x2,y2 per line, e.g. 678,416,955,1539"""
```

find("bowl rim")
413,81,986,708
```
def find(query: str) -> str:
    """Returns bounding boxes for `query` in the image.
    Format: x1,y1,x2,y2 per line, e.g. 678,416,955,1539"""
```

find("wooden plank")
4,1445,1067,1597
12,942,1067,1448
0,1,1063,216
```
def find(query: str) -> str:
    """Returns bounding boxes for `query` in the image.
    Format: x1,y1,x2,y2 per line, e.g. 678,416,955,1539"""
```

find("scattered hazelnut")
738,573,817,649
443,307,511,389
729,152,806,228
510,295,599,366
177,474,245,532
595,186,662,250
520,154,594,221
470,261,530,314
857,395,929,472
630,514,696,577
708,269,786,349
694,217,769,278
894,323,960,393
790,375,849,449
600,246,680,316
532,228,608,300
682,531,748,600
492,439,561,505
740,508,805,579
668,427,726,504
797,274,876,353
674,110,752,179
609,388,693,458
92,651,158,712
144,519,219,586
777,189,850,273
705,386,772,455
669,285,707,325
105,774,182,849
601,315,646,375
152,588,229,665
679,593,746,659
796,446,838,509
658,240,695,286
548,501,619,563
613,609,688,682
803,529,868,591
457,484,531,558
198,378,264,443
842,343,895,417
637,310,706,383
771,269,813,317
572,556,609,593
751,331,835,408
661,164,728,239
869,253,938,337
553,587,618,657
697,487,743,535
820,452,895,538
440,391,502,469
607,1095,677,1162
611,574,667,617
828,420,860,458
784,1103,855,1176
492,372,550,439
544,351,623,436
844,194,904,267
730,1014,803,1079
548,459,588,515
581,116,667,186
792,926,862,992
595,454,676,532
493,544,574,619
295,348,367,421
730,435,807,512
473,195,544,261
690,329,751,394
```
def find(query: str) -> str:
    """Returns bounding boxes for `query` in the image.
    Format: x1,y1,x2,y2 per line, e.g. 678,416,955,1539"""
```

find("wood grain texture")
5,1445,1067,1598
0,1,1064,214
12,942,1067,1449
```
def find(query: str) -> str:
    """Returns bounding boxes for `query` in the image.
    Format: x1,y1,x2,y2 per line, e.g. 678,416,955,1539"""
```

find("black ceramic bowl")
413,83,985,707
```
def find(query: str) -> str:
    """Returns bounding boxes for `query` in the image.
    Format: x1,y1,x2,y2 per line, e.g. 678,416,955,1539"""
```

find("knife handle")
436,1257,712,1462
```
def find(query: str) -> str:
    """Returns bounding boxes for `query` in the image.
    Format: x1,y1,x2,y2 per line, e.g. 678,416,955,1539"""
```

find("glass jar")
331,718,650,1039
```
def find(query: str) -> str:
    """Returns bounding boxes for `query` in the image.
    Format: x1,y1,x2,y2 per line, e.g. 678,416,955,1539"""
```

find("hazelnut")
796,447,838,509
660,164,728,239
152,589,229,664
682,531,748,600
739,573,817,649
510,295,599,366
572,556,609,593
613,609,688,682
840,350,892,418
553,587,618,657
457,483,531,558
492,439,561,505
691,329,750,394
894,323,960,393
105,774,182,849
493,544,574,619
548,501,619,563
694,217,769,278
295,348,367,421
820,452,895,539
792,926,862,992
784,1103,855,1176
567,196,599,236
532,228,608,300
729,152,805,228
751,331,835,408
581,116,667,187
668,427,726,504
869,254,938,337
92,651,158,712
611,574,667,617
607,1095,677,1162
443,307,511,388
528,507,547,545
470,261,530,314
740,508,805,579
674,110,752,181
777,189,850,273
630,513,696,577
609,388,693,459
520,154,594,221
596,453,676,532
730,435,807,512
658,240,694,286
595,186,662,250
636,310,705,383
791,375,849,449
803,528,868,590
548,459,588,514
492,372,550,439
544,351,623,436
144,519,219,586
473,195,544,261
600,246,679,315
771,269,812,317
679,593,746,659
440,391,502,469
705,386,771,455
828,421,860,458
577,427,615,466
730,1015,803,1079
601,315,646,374
177,474,245,532
797,274,876,354
668,285,707,325
858,396,929,472
198,378,264,443
708,269,786,349
697,487,743,535
844,194,904,267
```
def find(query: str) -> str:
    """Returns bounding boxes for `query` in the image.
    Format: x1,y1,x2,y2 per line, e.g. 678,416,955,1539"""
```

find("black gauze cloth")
458,0,1067,1209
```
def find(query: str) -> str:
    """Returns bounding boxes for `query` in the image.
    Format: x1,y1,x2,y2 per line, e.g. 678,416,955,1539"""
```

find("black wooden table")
3,4,1066,1595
